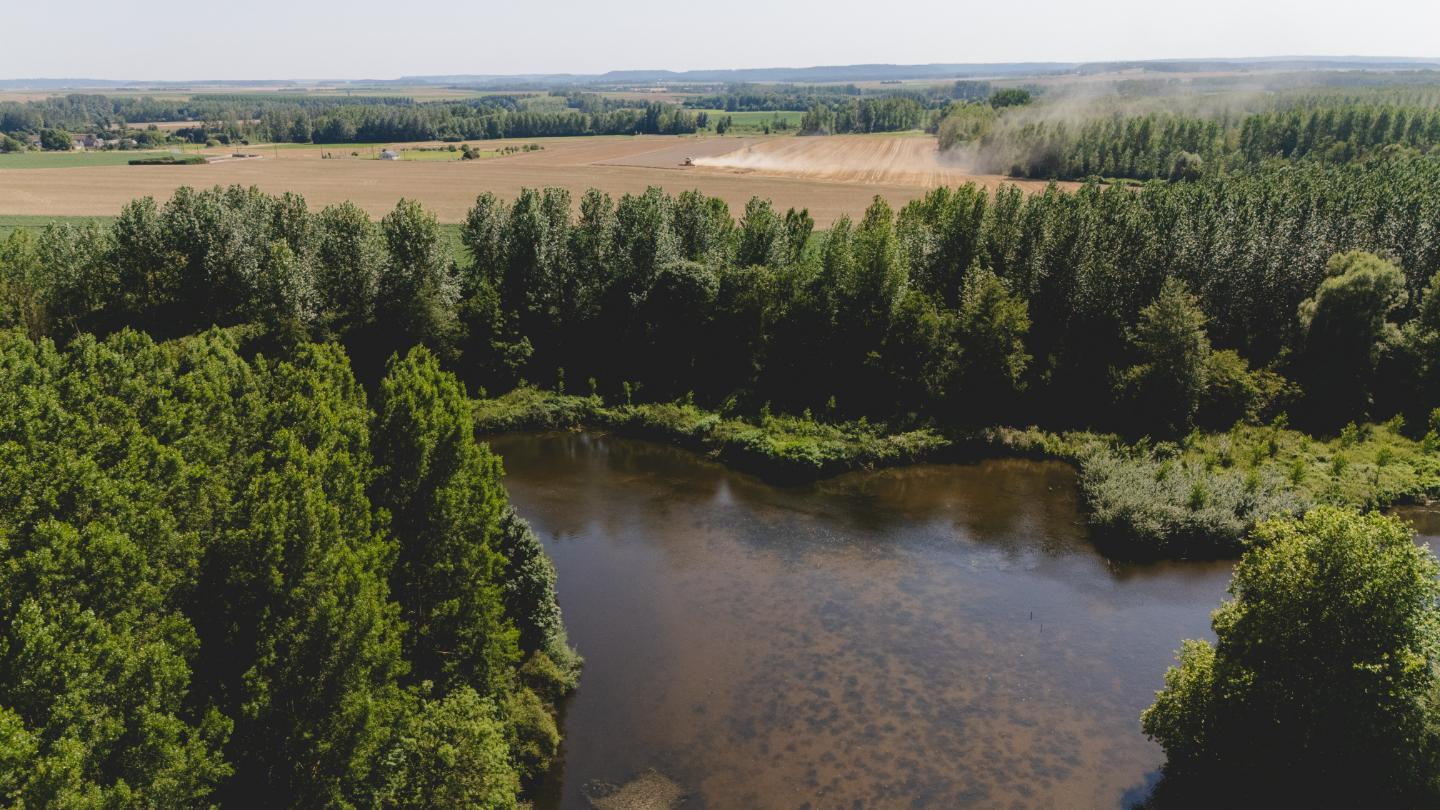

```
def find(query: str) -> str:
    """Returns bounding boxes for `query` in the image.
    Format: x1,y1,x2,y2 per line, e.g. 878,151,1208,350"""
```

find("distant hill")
4,56,1439,91
400,62,1077,86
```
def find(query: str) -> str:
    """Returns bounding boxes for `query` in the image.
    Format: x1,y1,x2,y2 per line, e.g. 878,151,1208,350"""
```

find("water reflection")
490,432,1234,809
1393,505,1440,555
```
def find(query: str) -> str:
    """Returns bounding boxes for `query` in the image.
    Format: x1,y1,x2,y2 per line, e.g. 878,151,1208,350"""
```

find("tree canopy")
1142,507,1440,805
0,328,575,808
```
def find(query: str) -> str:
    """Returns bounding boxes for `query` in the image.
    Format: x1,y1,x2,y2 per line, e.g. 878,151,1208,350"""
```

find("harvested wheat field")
0,134,1066,225
693,133,1036,188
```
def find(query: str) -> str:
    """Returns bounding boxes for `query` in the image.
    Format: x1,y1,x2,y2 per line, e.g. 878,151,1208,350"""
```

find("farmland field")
0,134,1060,225
0,149,191,169
692,134,999,186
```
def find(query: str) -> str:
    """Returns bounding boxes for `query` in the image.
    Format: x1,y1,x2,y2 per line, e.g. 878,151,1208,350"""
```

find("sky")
4,0,1439,80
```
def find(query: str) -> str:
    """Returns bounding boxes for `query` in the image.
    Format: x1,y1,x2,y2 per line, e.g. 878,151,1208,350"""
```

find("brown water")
490,432,1237,809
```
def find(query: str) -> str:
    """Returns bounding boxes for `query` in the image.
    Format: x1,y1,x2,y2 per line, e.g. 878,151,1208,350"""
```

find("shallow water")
490,432,1238,809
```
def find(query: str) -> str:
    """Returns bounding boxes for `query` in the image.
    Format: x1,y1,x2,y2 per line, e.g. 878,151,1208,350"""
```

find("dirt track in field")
0,134,1066,225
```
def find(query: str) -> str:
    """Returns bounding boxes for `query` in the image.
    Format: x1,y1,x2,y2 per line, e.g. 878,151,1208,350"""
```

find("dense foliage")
1079,417,1440,555
0,330,576,807
1141,507,1440,805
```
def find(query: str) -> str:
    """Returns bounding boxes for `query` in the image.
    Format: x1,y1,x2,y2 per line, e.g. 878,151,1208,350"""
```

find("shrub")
505,688,560,781
127,154,207,165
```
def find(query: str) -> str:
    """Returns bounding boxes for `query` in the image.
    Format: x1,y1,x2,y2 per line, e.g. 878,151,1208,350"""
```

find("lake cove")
491,432,1237,809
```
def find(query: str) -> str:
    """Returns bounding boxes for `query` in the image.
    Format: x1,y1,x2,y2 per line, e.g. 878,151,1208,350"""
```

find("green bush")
127,154,207,165
519,651,579,708
505,688,560,781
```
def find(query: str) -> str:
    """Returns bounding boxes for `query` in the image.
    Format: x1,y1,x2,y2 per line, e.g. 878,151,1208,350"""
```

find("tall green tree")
314,201,384,335
379,199,460,359
202,343,406,807
0,229,46,339
1142,507,1440,806
736,197,787,268
951,266,1031,421
1116,278,1211,436
1297,251,1407,427
372,346,520,696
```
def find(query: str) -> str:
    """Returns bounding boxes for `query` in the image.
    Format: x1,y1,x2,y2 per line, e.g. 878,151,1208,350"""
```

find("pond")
490,432,1238,808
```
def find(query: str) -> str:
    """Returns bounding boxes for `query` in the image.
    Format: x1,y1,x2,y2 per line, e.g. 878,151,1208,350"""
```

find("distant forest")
0,82,1012,148
0,92,703,145
940,87,1440,180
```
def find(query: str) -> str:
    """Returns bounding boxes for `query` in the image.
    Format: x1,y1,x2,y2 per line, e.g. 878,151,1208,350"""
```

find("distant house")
74,134,99,149
379,149,399,160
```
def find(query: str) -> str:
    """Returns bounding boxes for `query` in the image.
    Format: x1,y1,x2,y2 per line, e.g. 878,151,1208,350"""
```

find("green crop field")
0,150,182,169
694,109,806,129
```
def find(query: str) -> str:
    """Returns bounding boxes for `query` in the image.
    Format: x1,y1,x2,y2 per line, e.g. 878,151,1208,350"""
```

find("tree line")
5,157,1440,439
686,83,977,115
798,97,929,135
0,327,579,806
945,101,1440,180
208,99,698,145
0,92,426,140
0,92,700,147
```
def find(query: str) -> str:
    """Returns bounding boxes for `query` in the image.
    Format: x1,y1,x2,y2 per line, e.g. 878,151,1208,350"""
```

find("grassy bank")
474,387,949,481
476,388,1440,558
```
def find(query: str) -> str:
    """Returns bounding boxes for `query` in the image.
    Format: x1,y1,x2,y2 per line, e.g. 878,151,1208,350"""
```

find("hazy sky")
5,0,1439,80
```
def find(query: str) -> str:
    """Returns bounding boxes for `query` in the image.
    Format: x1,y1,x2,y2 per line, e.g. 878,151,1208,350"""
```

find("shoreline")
476,387,1440,561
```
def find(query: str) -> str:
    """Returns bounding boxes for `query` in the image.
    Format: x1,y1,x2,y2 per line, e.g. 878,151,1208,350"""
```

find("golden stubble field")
0,134,1064,225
